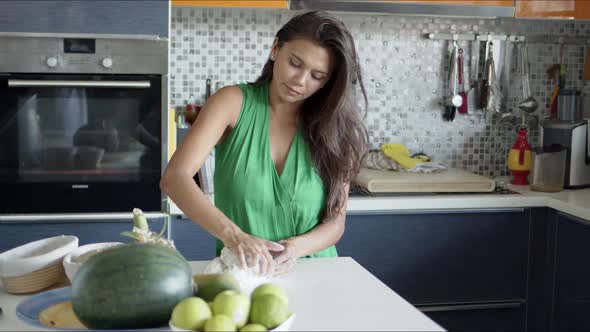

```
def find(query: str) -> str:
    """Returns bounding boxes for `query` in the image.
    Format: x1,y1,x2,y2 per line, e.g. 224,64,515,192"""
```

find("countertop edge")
169,187,590,221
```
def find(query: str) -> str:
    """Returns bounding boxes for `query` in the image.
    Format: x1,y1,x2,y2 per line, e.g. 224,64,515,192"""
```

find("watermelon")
71,243,193,329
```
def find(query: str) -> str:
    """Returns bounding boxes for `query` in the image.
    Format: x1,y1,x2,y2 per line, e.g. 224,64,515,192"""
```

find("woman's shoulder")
199,85,244,130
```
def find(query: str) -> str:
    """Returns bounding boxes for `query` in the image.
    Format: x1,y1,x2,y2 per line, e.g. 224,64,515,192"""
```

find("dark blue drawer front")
338,210,530,304
171,217,216,261
0,218,166,253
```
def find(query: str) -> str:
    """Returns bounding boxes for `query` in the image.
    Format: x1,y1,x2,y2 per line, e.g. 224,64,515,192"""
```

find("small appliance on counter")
541,119,590,188
530,144,567,192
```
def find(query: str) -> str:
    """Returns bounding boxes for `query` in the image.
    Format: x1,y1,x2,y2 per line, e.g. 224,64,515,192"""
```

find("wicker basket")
0,235,78,294
2,261,67,294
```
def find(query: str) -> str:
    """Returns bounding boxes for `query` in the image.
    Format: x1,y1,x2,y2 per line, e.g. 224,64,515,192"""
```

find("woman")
161,11,368,275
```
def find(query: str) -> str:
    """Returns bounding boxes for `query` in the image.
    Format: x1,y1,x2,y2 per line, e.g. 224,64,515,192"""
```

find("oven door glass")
0,74,163,213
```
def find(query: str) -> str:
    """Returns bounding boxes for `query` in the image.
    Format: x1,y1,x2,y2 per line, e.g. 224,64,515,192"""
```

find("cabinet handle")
418,301,524,312
350,208,525,216
8,79,151,88
0,212,168,223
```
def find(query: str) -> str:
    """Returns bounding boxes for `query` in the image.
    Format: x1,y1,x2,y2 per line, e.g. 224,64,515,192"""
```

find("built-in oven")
0,33,168,215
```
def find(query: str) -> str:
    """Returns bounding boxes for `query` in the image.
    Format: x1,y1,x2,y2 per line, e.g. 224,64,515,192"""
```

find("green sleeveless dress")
213,82,338,258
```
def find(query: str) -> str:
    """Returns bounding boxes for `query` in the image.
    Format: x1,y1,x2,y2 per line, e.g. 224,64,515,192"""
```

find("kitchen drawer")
0,217,166,253
171,216,216,261
421,301,527,332
337,209,530,304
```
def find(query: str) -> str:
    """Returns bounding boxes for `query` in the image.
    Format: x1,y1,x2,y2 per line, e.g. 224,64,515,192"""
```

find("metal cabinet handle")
8,79,150,88
0,212,167,223
418,301,524,312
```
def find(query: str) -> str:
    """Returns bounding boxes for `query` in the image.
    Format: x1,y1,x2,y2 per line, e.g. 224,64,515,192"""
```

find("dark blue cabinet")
338,209,530,305
0,217,166,253
338,208,533,331
171,216,216,261
550,211,590,332
424,302,527,332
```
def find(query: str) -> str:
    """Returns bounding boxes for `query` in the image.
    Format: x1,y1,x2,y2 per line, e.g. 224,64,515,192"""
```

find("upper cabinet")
290,0,515,18
395,1,513,6
516,0,590,19
171,0,288,9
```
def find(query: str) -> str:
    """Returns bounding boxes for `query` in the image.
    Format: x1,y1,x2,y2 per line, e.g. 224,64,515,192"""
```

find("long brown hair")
254,11,368,220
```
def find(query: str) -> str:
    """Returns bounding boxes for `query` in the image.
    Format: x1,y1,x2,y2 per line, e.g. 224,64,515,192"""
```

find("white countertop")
346,185,590,220
0,257,443,331
170,186,590,221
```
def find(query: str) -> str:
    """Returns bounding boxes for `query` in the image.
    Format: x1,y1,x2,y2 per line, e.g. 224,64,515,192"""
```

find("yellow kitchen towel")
381,143,423,169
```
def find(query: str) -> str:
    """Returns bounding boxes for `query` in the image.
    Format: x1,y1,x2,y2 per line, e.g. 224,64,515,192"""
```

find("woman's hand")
270,238,300,276
223,231,285,275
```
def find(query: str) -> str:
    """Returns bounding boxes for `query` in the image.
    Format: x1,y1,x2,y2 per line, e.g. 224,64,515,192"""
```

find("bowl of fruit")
170,276,294,332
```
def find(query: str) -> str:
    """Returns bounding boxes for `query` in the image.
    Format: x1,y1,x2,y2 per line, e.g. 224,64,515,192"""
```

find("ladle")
518,43,539,113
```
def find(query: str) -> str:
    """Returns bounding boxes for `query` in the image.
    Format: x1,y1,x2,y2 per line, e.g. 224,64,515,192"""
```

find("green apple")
171,297,211,330
251,284,289,306
212,290,250,328
249,294,290,329
204,315,236,332
240,323,267,331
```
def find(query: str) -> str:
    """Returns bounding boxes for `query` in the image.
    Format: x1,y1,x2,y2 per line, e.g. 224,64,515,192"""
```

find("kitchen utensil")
205,77,212,100
471,40,482,110
484,42,503,113
517,43,539,114
530,144,566,193
443,41,462,121
465,43,478,113
479,41,490,109
457,48,468,114
502,41,514,108
547,63,560,118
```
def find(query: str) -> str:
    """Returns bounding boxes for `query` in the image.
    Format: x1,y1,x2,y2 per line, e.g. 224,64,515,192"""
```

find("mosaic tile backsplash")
170,7,590,177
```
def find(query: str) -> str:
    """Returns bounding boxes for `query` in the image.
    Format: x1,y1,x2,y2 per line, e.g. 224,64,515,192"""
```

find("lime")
204,315,236,332
251,283,289,306
171,297,211,330
249,294,290,329
240,323,267,331
212,290,250,327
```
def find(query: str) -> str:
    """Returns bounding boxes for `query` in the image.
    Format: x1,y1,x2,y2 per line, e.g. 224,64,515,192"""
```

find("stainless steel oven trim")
8,79,151,88
161,75,169,213
0,32,166,41
0,212,168,222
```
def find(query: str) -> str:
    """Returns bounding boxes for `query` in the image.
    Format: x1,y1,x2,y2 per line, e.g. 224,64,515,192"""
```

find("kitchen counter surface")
170,186,590,221
0,257,443,331
346,185,590,220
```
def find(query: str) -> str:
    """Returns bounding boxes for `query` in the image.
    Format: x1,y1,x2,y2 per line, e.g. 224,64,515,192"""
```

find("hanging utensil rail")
426,33,590,45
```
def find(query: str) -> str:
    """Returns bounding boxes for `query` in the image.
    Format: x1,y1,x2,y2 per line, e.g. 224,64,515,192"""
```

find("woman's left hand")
270,238,299,276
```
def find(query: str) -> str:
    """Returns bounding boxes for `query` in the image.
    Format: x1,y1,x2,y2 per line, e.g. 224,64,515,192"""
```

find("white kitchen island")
0,257,444,331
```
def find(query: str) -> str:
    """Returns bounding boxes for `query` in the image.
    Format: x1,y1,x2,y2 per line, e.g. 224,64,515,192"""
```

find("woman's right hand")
223,231,285,275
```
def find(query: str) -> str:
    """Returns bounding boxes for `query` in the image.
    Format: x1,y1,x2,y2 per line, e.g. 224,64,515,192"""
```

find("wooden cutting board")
353,168,495,193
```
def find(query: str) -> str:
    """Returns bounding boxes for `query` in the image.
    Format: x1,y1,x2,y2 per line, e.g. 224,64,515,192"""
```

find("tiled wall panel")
170,7,590,177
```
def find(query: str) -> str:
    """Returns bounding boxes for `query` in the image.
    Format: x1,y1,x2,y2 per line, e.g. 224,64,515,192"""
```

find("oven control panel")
0,33,167,75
